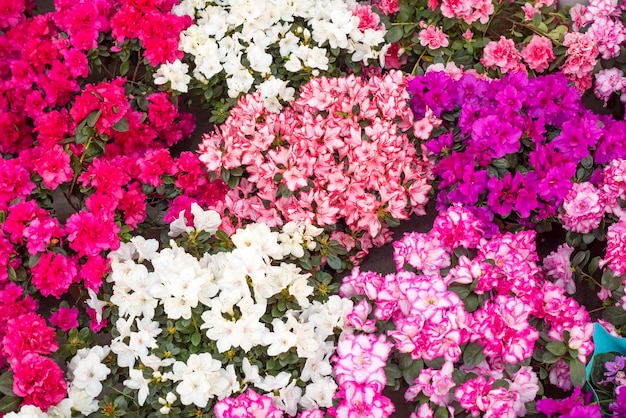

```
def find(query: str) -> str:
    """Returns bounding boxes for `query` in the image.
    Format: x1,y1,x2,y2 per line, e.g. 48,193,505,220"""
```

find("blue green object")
585,323,626,409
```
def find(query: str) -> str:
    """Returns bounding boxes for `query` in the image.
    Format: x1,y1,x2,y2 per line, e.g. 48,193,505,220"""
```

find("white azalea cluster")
158,0,386,110
98,208,353,415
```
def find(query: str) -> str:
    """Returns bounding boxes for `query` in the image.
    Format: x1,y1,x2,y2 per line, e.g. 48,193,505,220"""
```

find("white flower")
265,318,297,356
46,399,73,418
70,351,111,398
86,288,107,324
3,405,47,418
279,31,301,56
190,203,222,234
247,43,273,74
300,376,338,409
231,222,283,259
226,69,255,98
241,357,261,385
168,210,194,238
130,236,159,262
256,371,292,392
158,392,177,415
154,60,192,93
284,54,303,72
124,368,151,406
111,339,137,369
68,385,99,416
300,347,334,382
272,379,302,416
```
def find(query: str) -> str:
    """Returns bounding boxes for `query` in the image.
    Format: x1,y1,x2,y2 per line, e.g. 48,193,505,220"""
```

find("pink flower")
543,243,576,294
30,252,79,298
594,68,625,103
559,182,606,233
508,366,539,415
334,381,395,418
418,24,449,50
548,358,573,391
214,388,284,418
333,333,392,390
481,36,525,74
65,210,121,257
601,219,626,277
2,312,58,362
562,32,598,92
405,362,456,406
353,4,381,30
521,35,555,73
587,17,626,60
372,0,400,15
49,306,79,331
12,353,67,410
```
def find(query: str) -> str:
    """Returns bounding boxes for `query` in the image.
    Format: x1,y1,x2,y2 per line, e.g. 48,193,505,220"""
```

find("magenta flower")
214,389,284,418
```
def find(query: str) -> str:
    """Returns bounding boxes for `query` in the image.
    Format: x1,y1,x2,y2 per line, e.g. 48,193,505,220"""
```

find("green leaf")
568,357,586,387
0,372,14,396
386,25,404,43
86,109,102,128
326,253,342,270
119,59,130,76
589,256,601,275
545,341,567,356
191,332,201,346
0,396,20,414
602,268,621,291
603,306,626,327
112,118,129,133
463,342,486,367
27,252,42,268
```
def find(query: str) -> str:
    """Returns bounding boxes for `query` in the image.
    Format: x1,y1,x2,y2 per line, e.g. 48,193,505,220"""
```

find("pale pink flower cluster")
418,24,449,49
439,0,494,24
543,243,576,294
199,72,432,256
562,32,599,91
521,35,556,73
601,158,626,218
602,219,626,278
559,182,607,233
481,37,526,74
340,205,592,415
595,68,626,104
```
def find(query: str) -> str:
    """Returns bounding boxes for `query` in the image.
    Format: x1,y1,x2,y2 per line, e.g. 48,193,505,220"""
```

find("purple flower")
486,171,539,218
609,385,626,416
536,386,601,418
457,74,489,106
605,355,626,378
551,114,603,160
425,131,454,156
594,119,626,164
471,115,522,159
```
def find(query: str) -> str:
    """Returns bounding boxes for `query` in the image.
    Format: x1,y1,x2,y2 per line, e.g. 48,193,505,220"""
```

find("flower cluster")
569,0,626,111
340,204,594,416
155,0,387,116
199,71,433,267
408,71,624,226
47,209,354,417
375,0,570,78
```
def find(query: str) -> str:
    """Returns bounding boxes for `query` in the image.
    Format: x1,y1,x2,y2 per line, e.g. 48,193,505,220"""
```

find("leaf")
119,59,130,76
0,396,20,414
603,306,626,327
602,268,621,291
588,256,601,275
386,25,404,43
0,372,14,396
568,357,586,387
191,332,201,346
545,341,567,357
590,352,617,387
326,253,342,270
112,118,129,133
86,109,102,128
463,342,486,367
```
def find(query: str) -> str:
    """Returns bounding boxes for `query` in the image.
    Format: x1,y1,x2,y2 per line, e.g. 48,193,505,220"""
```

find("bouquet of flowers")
155,0,388,120
340,204,595,416
408,70,626,228
199,71,434,268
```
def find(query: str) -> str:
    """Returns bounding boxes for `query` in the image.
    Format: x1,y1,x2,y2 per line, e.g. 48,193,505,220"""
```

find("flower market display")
1,0,626,417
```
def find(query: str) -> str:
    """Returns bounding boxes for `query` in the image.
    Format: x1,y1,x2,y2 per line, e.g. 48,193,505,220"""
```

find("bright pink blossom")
49,306,79,332
2,312,58,362
30,252,79,298
12,353,67,410
559,182,606,233
333,333,392,390
334,381,395,418
418,24,449,49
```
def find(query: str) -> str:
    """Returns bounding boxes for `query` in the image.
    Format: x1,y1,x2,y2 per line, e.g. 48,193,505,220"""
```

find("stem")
68,137,92,198
132,49,142,82
411,50,428,76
